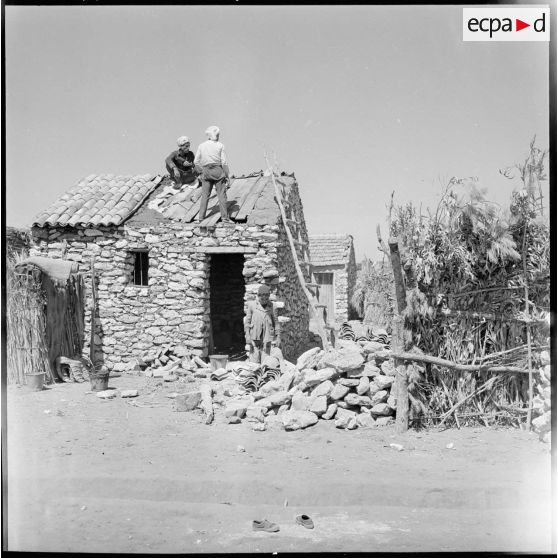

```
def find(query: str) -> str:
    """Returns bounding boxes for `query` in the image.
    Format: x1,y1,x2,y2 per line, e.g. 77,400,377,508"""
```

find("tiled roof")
128,171,297,227
32,174,163,227
309,234,354,266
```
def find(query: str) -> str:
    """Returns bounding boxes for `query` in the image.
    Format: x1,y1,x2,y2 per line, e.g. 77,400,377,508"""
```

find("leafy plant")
352,257,395,328
383,139,549,427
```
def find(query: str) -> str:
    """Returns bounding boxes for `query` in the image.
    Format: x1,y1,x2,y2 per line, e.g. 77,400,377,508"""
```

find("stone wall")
30,212,310,368
275,180,311,358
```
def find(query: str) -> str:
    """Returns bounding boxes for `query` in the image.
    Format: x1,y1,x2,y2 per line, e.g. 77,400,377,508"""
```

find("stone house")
308,234,357,325
30,170,310,369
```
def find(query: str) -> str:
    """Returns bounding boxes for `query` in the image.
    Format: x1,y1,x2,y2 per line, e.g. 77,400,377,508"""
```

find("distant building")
309,234,357,324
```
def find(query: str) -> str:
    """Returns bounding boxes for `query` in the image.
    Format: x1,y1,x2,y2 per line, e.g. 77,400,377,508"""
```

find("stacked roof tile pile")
339,321,390,344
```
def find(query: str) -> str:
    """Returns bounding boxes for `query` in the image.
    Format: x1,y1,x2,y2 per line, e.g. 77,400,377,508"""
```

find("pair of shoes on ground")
252,515,314,533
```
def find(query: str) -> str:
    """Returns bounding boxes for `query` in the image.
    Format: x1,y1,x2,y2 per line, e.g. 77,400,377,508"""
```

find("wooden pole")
522,222,534,429
389,351,530,374
392,316,409,434
388,237,409,433
388,238,407,314
89,257,97,366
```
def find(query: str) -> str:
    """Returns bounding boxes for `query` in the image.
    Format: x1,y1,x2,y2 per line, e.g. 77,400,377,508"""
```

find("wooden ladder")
264,161,331,350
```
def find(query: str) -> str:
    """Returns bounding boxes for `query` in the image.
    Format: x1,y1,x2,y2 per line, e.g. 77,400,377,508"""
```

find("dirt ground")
5,373,555,553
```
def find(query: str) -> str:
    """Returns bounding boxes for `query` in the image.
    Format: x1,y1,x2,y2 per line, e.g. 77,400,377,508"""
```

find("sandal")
252,519,280,533
295,514,314,529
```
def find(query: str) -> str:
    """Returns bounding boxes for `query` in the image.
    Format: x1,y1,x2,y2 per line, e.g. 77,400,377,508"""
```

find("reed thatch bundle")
9,255,86,384
7,256,51,384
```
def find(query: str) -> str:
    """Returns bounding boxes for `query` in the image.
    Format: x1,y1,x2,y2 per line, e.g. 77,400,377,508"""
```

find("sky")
5,5,550,260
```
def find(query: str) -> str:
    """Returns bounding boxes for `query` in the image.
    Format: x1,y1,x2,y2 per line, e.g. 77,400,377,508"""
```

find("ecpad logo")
463,7,549,41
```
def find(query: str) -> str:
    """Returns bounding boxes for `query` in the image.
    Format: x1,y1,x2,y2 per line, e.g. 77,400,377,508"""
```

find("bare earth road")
5,375,555,553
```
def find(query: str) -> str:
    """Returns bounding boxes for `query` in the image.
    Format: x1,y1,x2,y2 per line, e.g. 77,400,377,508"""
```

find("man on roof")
194,125,231,223
165,136,198,188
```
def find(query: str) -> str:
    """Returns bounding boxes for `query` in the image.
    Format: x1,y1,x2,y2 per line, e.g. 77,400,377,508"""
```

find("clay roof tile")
32,174,162,228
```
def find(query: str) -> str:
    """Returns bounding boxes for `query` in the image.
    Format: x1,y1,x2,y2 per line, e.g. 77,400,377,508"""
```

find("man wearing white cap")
194,126,231,223
165,136,197,187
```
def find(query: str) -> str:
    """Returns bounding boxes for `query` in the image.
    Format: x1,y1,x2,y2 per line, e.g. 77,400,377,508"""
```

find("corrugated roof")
309,234,353,266
129,171,297,227
32,174,163,227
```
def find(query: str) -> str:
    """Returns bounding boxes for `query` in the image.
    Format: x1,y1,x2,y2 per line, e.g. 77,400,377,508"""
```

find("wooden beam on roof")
182,190,216,223
228,179,254,219
235,176,269,220
200,199,238,227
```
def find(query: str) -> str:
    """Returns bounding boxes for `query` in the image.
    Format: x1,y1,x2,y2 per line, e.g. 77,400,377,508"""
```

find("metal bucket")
90,372,110,392
209,354,228,371
26,373,45,391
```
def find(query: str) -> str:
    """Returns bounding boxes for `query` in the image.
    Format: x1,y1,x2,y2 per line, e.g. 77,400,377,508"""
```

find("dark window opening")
209,254,246,358
132,251,149,286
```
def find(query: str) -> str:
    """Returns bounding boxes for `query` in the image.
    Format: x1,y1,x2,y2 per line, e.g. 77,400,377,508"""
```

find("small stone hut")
30,171,310,369
308,234,357,324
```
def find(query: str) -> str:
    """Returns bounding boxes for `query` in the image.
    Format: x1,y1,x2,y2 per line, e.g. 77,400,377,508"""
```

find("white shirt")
194,140,228,167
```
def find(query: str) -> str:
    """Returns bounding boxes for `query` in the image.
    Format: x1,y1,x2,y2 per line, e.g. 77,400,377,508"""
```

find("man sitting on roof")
244,284,280,364
165,136,198,188
194,126,231,223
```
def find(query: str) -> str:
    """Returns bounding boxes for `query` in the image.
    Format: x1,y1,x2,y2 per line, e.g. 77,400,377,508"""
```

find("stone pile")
115,343,212,380
217,338,397,431
531,350,551,443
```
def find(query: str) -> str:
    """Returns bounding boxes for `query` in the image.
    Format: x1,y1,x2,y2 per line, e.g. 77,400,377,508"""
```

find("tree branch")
390,351,529,374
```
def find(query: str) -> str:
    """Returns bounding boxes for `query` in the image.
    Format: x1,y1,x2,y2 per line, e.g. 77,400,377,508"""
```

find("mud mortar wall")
275,181,310,360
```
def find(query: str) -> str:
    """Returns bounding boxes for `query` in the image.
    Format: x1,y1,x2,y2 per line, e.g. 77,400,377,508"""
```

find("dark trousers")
165,163,197,185
249,340,271,364
198,165,229,221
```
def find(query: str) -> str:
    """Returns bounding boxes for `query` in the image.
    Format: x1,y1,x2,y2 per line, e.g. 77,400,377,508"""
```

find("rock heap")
218,339,397,431
114,342,213,380
531,350,551,443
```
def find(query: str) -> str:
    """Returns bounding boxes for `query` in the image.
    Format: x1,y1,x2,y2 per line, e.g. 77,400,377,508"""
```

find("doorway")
315,272,335,324
209,254,246,358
